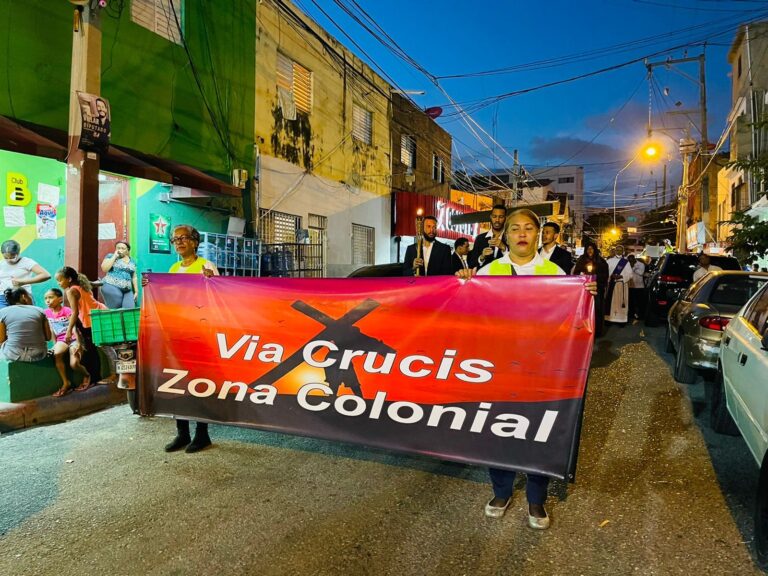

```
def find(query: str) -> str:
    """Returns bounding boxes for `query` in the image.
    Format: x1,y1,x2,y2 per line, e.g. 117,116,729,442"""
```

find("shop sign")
6,172,31,206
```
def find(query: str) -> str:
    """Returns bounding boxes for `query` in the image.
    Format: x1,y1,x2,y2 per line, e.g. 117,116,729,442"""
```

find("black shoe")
185,436,212,453
164,435,191,452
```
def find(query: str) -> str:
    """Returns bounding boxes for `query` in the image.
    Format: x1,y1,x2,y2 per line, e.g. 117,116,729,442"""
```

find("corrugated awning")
0,116,239,198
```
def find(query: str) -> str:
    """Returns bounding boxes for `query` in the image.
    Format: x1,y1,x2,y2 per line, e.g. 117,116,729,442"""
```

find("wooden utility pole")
65,2,102,281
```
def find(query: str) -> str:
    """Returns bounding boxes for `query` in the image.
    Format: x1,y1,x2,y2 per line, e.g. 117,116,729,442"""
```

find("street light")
613,142,661,227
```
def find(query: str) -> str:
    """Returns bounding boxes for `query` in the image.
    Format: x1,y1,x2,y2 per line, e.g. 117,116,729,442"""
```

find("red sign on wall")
394,192,479,240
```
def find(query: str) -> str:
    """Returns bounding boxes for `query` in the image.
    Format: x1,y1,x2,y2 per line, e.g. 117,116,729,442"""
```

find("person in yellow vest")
143,224,219,453
457,208,597,530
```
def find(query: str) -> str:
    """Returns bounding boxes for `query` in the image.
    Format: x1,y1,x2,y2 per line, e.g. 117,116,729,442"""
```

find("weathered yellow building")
254,0,393,276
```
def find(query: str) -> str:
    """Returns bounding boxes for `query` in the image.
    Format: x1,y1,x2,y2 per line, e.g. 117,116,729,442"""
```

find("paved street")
0,323,764,576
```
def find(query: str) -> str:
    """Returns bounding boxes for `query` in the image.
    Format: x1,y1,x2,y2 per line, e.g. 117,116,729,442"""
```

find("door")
723,287,768,466
97,175,130,278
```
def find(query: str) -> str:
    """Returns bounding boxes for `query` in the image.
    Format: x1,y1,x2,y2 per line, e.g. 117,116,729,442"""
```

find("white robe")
605,256,632,323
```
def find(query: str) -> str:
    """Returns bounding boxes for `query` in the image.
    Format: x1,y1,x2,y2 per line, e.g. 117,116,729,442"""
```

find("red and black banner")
138,275,594,479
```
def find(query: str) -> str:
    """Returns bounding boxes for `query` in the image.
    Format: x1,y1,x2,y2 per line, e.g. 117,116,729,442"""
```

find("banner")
139,276,594,479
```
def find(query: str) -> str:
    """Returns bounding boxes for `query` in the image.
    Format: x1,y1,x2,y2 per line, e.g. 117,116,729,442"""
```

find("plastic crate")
90,308,141,345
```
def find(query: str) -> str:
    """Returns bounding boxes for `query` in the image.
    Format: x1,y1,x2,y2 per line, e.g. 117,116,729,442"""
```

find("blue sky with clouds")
296,0,768,209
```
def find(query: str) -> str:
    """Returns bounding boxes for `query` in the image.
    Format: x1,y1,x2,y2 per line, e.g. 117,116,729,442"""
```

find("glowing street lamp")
613,141,661,227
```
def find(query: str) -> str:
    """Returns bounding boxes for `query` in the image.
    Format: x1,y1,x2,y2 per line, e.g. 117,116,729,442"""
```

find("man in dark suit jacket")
403,215,454,276
451,237,471,274
539,221,573,274
468,204,507,270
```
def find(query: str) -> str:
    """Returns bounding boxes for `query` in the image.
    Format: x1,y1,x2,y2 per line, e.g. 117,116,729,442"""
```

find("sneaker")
164,435,191,452
185,436,212,453
527,504,550,530
484,497,511,518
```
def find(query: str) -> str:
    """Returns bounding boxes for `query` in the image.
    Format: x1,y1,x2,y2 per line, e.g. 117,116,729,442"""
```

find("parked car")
644,253,741,326
710,281,768,567
667,271,768,383
347,263,404,278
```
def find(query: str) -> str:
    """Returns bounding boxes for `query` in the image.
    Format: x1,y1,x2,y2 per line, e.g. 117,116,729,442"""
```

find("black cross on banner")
249,298,396,395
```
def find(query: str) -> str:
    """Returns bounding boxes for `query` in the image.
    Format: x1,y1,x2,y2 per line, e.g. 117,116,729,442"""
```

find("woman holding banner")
143,224,219,454
458,208,597,530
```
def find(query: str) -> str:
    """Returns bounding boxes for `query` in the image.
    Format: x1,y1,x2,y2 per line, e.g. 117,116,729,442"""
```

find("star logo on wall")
153,217,168,236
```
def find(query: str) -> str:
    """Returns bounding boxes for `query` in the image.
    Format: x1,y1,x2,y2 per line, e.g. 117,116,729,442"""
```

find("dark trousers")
489,468,550,505
629,288,645,320
176,419,209,440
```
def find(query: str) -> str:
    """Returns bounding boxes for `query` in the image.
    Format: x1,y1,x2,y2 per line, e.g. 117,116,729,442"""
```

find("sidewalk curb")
0,384,126,433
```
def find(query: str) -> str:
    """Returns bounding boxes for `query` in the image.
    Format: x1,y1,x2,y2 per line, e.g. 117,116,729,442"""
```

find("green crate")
90,308,141,345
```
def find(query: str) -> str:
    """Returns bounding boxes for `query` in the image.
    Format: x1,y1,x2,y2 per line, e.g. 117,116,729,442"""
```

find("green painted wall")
0,0,256,179
132,179,229,275
0,149,67,303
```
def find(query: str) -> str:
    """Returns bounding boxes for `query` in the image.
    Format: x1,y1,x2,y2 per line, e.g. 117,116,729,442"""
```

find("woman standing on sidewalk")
142,224,219,454
458,208,597,530
100,241,138,309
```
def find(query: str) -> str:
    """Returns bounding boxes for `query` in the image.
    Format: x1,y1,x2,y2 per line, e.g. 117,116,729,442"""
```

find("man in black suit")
451,237,471,274
539,221,573,274
403,215,453,276
468,204,507,270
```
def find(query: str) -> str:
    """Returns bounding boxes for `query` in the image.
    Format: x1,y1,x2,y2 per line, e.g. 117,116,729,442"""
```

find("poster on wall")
77,91,111,151
150,213,171,254
36,204,57,239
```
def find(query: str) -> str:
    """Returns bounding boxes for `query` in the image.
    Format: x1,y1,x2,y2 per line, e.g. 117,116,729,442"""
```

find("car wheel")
710,368,739,435
756,451,768,568
673,333,697,384
665,323,675,353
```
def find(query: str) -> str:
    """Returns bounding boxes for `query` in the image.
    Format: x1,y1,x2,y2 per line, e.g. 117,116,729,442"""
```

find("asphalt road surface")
0,323,763,576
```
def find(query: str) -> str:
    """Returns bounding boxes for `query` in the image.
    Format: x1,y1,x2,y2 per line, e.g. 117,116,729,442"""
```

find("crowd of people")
0,238,140,398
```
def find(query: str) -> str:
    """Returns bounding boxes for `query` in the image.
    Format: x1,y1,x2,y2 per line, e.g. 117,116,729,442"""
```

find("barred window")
351,223,375,266
131,0,183,45
277,52,313,114
259,209,301,244
558,176,575,184
352,105,373,145
401,135,416,168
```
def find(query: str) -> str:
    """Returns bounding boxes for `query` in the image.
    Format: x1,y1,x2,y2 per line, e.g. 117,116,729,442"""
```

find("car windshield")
709,256,741,271
709,276,768,306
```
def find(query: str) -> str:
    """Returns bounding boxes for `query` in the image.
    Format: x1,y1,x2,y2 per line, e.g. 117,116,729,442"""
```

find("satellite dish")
425,106,443,119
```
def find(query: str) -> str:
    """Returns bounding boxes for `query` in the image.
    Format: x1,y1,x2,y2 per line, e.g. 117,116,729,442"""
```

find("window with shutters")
401,135,416,168
131,0,184,45
352,105,373,145
277,52,313,114
351,224,375,266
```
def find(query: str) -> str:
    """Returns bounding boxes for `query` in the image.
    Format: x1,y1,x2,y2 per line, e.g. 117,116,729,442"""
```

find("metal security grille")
401,135,416,168
131,0,183,44
276,52,313,114
259,209,301,244
352,105,373,145
306,214,327,278
351,223,375,266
